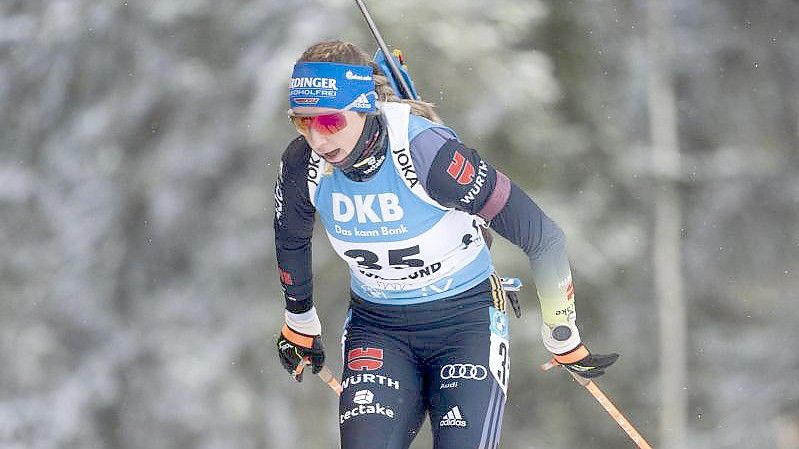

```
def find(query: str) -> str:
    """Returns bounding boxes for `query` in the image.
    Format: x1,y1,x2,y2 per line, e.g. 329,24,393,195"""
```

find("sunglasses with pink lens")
289,112,348,135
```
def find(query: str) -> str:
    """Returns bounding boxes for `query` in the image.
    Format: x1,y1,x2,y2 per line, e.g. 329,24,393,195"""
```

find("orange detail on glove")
281,324,314,348
553,344,590,365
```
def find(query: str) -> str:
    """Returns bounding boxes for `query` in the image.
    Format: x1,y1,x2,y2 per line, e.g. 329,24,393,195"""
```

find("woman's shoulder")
280,136,313,173
408,114,457,142
408,120,458,163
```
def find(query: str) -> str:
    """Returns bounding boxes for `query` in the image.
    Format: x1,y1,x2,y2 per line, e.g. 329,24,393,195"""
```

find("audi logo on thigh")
440,364,488,380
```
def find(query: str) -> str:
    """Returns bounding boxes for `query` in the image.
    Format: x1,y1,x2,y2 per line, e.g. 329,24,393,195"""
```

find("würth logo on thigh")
347,347,384,371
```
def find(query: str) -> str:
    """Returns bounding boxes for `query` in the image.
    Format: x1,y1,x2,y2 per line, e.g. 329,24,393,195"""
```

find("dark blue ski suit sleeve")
274,137,316,314
410,127,582,354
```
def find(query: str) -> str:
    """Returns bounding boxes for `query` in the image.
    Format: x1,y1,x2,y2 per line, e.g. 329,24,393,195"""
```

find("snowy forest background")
1,0,797,448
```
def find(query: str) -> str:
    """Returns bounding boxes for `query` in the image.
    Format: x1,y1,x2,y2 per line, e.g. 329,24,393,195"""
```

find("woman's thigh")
425,304,510,449
339,316,426,449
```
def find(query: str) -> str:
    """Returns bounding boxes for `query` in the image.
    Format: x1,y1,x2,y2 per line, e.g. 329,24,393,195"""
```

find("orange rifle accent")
541,359,654,449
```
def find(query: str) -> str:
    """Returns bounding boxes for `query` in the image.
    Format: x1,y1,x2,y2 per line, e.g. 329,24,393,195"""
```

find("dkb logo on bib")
332,192,404,223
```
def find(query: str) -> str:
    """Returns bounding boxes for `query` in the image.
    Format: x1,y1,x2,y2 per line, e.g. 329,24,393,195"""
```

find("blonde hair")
298,40,442,123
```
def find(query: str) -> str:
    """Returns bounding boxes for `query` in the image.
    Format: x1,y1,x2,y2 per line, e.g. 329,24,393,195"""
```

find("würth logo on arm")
347,347,384,371
447,151,475,185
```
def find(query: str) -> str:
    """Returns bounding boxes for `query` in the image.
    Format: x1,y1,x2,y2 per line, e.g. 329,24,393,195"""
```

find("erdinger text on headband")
288,62,378,115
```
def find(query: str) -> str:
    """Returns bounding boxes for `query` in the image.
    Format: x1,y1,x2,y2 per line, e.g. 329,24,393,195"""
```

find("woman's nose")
305,126,327,148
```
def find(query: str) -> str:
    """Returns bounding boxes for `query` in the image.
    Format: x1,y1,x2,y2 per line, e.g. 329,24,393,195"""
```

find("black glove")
276,324,325,382
554,344,619,379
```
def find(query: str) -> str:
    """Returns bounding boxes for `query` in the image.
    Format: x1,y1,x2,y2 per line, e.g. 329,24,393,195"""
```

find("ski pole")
541,359,654,449
317,366,343,396
353,0,417,100
294,358,343,396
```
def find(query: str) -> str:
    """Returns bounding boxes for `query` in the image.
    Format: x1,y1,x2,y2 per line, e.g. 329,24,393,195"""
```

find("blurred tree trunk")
645,1,687,449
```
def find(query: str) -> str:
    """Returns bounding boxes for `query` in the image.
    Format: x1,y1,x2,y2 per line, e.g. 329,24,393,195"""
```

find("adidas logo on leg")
439,406,468,428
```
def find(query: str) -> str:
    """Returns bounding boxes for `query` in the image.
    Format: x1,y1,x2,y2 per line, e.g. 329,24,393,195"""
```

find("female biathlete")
274,40,618,449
